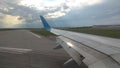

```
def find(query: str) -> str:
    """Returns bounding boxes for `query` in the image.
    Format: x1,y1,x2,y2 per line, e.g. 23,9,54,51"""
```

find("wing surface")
40,16,120,68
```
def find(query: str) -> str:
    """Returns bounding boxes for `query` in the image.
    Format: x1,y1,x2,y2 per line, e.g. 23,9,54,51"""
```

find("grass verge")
65,27,120,39
30,28,55,37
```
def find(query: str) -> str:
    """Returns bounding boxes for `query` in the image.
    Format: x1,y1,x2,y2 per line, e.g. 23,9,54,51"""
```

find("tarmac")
0,30,72,68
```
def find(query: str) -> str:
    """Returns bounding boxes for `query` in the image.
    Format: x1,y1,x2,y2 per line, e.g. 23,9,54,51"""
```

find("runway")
0,30,71,68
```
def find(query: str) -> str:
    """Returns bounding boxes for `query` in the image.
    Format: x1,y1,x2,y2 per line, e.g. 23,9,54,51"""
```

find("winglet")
40,16,51,31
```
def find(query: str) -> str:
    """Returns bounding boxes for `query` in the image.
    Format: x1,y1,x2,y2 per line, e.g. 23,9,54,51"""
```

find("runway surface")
0,30,72,68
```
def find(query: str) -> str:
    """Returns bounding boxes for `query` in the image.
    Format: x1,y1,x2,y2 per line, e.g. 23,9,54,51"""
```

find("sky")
0,0,120,28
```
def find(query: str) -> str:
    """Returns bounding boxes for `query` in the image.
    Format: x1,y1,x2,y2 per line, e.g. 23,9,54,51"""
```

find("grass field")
1,28,119,39
0,29,16,31
30,28,55,37
65,27,120,39
30,27,120,39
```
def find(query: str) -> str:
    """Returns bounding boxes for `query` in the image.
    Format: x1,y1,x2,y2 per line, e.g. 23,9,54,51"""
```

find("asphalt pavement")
0,30,71,68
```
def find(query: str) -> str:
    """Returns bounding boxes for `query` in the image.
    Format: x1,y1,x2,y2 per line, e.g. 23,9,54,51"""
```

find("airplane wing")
40,16,120,68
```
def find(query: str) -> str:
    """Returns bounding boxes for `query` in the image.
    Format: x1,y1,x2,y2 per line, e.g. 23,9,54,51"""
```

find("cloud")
49,0,120,27
20,0,103,18
0,0,120,28
0,0,41,28
46,11,66,18
0,13,25,28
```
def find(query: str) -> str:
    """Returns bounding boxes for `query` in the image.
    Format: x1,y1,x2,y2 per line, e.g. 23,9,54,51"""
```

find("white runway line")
0,47,32,54
30,32,41,38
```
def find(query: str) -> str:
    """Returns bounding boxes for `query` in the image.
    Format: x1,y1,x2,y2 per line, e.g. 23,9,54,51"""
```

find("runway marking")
30,32,41,38
0,47,32,54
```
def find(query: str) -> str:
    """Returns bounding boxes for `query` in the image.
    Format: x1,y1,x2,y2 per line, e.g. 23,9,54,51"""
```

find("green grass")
65,27,120,39
1,28,119,39
29,28,120,39
0,29,15,31
30,28,55,37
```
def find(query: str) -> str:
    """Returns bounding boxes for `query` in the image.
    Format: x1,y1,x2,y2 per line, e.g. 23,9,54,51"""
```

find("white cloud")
66,0,103,8
19,0,64,10
46,11,66,18
19,0,103,18
0,13,25,28
1,0,118,28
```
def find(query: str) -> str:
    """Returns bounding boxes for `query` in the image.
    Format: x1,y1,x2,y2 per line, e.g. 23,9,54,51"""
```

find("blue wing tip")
40,15,51,31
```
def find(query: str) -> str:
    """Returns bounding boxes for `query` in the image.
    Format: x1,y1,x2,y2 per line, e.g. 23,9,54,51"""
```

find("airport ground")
0,30,80,68
0,27,119,68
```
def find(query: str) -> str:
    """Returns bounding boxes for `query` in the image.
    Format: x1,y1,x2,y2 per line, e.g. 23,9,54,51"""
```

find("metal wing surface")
40,16,120,68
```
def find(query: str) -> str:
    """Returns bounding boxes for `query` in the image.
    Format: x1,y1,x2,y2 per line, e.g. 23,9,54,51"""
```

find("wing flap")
57,36,120,68
56,36,84,65
51,28,120,64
